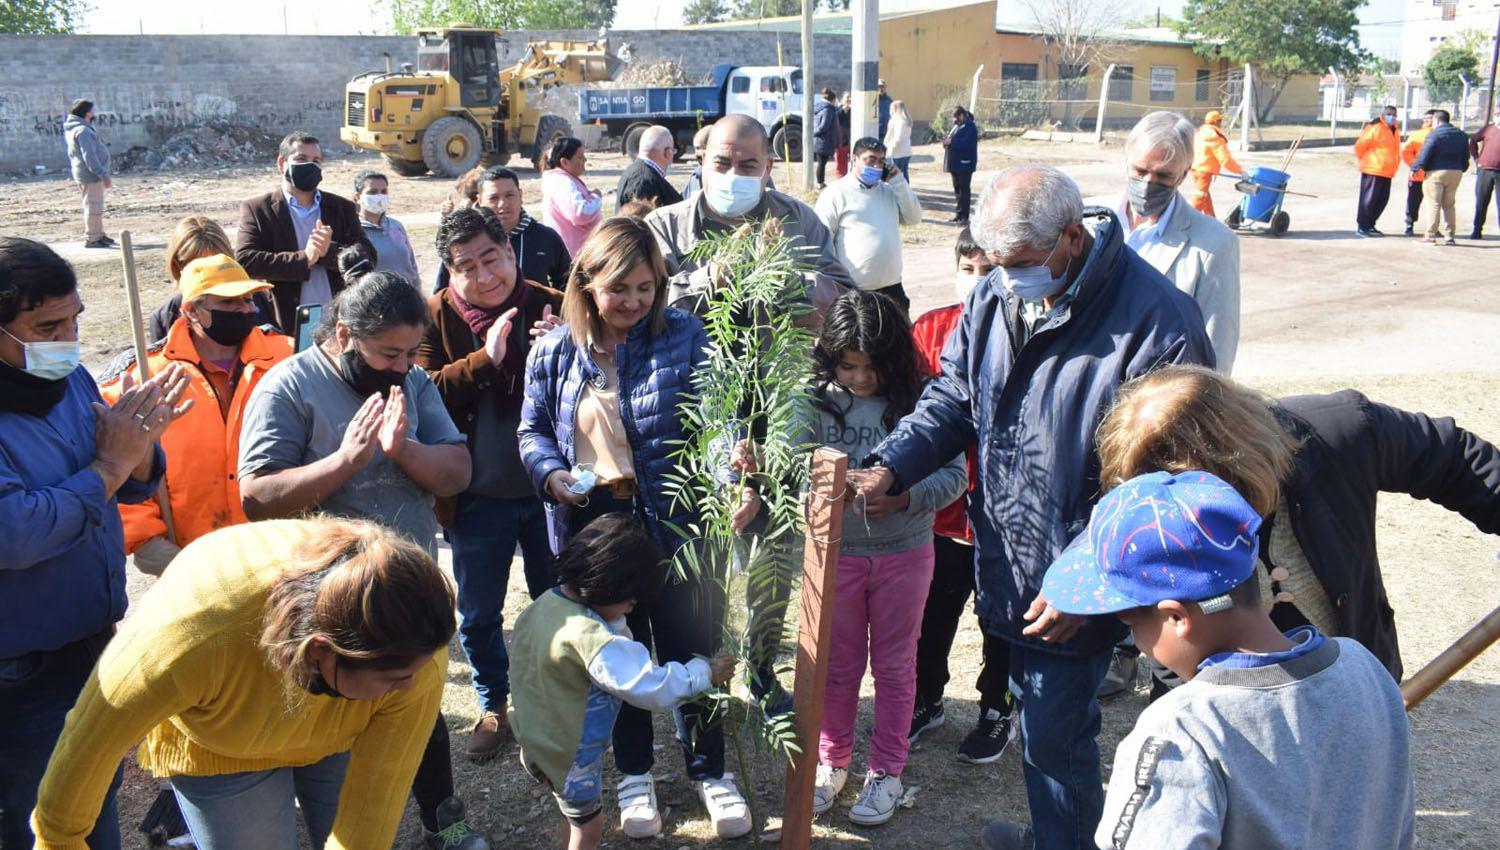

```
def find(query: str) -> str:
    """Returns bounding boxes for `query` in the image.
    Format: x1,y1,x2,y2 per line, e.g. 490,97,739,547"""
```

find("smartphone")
294,303,323,353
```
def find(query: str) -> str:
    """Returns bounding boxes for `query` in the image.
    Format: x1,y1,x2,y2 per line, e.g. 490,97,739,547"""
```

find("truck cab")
723,66,804,139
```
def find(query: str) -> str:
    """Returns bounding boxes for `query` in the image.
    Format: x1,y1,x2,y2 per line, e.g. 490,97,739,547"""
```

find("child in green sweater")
508,513,735,848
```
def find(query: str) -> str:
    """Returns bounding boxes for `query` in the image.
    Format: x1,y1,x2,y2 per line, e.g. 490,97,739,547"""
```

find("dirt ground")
5,133,1499,848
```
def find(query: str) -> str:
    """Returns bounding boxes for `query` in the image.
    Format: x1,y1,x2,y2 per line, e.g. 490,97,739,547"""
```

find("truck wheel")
622,124,651,158
533,115,571,172
771,124,803,163
422,117,483,178
382,155,428,178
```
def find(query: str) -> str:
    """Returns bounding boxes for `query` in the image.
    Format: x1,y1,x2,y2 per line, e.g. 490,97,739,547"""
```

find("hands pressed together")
91,363,194,493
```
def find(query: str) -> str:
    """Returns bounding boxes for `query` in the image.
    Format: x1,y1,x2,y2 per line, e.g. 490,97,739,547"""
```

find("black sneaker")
1368,227,1386,237
422,797,489,850
908,699,945,743
958,707,1016,764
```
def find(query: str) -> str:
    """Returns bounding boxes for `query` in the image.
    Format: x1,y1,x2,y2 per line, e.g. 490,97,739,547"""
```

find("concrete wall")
0,30,851,174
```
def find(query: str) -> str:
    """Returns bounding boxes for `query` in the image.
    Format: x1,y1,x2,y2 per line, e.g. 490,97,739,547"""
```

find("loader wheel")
382,155,428,178
422,116,483,178
533,115,571,172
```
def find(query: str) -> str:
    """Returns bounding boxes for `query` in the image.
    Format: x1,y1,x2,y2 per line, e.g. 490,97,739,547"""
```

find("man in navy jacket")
1411,108,1471,243
849,166,1214,850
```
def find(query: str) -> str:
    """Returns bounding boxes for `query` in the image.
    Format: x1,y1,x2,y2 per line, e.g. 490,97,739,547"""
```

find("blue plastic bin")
1243,166,1290,223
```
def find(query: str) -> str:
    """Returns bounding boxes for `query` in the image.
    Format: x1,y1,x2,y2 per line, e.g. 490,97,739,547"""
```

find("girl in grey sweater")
808,291,967,826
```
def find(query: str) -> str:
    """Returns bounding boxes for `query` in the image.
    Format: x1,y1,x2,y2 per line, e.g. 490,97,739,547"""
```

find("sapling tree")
662,220,819,837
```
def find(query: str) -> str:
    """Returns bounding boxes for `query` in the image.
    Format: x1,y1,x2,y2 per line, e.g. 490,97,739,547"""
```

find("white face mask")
360,193,390,215
954,273,980,303
702,168,764,218
1,326,81,381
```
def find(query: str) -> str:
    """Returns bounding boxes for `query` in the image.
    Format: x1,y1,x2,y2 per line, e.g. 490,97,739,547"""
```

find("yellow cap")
178,254,271,302
1204,110,1224,125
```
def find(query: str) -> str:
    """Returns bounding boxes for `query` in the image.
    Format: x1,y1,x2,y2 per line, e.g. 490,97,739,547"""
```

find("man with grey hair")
847,165,1213,850
616,124,683,212
1111,110,1240,372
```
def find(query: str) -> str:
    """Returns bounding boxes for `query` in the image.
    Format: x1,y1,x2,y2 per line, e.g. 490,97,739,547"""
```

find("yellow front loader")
341,27,618,177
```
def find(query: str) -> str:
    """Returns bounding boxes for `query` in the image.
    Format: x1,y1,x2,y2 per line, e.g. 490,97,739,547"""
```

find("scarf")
0,359,69,417
450,282,530,419
510,210,536,237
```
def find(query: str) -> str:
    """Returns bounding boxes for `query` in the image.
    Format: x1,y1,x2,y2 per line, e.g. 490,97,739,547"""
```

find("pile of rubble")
115,122,282,172
603,59,704,88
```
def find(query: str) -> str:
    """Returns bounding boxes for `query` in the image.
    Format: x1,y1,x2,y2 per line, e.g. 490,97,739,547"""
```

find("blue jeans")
0,631,122,850
447,493,554,712
171,751,349,850
894,156,911,181
1006,641,1112,850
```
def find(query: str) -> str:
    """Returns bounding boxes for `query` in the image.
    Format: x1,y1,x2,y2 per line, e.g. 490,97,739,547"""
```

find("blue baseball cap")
1041,470,1262,616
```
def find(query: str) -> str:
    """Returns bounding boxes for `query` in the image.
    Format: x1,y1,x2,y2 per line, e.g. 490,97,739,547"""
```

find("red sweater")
912,304,978,542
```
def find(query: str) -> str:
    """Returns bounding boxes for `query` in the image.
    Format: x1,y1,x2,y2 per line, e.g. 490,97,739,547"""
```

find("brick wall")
0,31,851,174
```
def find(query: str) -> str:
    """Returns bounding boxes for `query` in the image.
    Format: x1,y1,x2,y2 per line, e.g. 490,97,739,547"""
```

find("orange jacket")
1402,126,1431,182
99,318,293,552
1192,124,1243,177
1355,120,1401,178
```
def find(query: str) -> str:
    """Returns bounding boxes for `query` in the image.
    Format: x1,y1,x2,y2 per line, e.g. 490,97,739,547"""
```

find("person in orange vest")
1401,109,1437,236
99,254,292,574
1189,110,1244,218
1354,105,1402,236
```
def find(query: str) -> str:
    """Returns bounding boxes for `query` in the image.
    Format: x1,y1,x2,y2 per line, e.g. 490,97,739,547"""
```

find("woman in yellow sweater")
30,517,456,850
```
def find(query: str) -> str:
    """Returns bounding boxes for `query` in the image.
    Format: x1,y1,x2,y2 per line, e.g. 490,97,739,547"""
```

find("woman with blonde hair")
520,216,753,840
1094,364,1500,689
30,518,457,849
883,99,914,181
148,216,275,340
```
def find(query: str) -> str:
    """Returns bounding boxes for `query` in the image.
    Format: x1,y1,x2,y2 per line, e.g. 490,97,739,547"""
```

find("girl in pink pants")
808,291,968,826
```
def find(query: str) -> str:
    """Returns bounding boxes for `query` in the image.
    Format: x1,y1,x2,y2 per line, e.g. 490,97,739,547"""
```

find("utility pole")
1484,8,1500,122
802,0,815,191
851,0,878,141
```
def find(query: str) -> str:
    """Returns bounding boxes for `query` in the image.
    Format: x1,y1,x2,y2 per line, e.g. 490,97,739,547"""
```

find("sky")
82,0,1409,58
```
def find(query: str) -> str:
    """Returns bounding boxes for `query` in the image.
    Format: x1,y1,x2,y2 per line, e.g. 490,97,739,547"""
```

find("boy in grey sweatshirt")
986,469,1416,850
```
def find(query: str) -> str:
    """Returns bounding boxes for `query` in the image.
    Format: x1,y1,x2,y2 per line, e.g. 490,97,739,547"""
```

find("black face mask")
305,661,351,700
286,161,322,192
0,359,68,417
338,347,406,399
200,309,257,347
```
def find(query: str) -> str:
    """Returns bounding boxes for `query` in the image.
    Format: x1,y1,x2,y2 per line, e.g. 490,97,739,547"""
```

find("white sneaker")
616,773,661,839
697,773,752,838
812,763,849,814
848,771,903,826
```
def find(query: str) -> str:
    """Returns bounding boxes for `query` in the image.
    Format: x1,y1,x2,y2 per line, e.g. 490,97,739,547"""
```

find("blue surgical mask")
1383,115,1396,127
703,168,764,218
1,326,80,381
858,165,884,186
995,234,1071,302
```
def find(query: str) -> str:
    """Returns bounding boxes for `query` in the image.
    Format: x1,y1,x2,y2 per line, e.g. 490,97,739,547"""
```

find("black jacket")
615,158,683,212
1273,391,1500,679
1411,123,1472,174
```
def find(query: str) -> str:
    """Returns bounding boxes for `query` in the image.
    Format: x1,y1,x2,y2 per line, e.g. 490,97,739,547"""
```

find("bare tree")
1017,0,1132,127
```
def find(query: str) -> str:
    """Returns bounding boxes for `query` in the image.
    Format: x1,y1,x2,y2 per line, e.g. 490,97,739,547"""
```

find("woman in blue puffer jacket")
519,215,752,840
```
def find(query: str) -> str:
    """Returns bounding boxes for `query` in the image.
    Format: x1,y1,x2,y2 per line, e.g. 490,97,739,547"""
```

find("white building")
1401,0,1498,75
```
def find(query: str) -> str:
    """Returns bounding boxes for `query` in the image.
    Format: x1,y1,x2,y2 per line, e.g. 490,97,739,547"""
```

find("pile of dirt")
115,122,282,172
604,59,705,88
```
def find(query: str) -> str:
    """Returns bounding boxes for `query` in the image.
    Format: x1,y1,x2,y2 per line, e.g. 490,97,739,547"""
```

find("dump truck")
341,27,619,177
577,64,807,162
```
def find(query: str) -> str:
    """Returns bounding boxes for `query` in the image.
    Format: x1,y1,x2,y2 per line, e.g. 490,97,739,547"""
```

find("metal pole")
1093,63,1116,145
1240,64,1253,152
1328,66,1339,142
1402,75,1412,134
851,0,878,141
118,231,178,546
1459,74,1471,129
801,0,815,191
1484,8,1500,123
969,64,985,114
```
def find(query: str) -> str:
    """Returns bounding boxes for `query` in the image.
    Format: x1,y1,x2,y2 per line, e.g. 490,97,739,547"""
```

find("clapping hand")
483,307,520,362
530,304,563,340
338,392,385,469
377,386,409,460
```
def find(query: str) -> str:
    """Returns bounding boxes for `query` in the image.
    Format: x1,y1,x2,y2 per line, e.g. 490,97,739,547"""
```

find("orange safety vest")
1402,126,1431,182
1193,124,1243,177
99,318,293,551
1354,121,1401,179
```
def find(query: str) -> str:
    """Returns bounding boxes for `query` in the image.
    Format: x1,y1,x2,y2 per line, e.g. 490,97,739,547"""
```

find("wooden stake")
119,231,178,544
1402,602,1500,711
781,448,848,850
